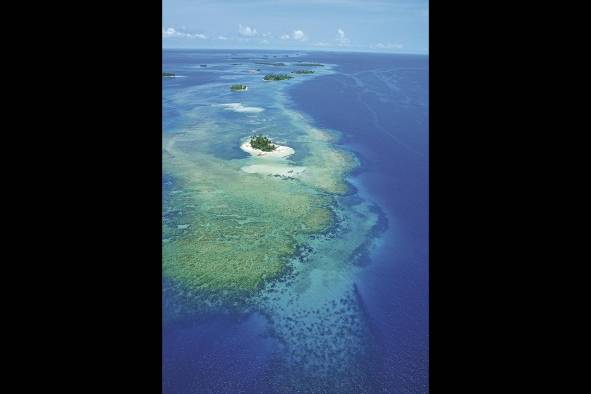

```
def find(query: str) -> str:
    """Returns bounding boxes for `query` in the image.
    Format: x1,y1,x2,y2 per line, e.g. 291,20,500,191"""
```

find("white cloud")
162,27,181,38
281,30,307,41
260,39,270,44
162,27,207,39
313,42,330,47
292,30,306,41
371,42,404,50
336,28,350,46
217,35,228,40
238,24,258,37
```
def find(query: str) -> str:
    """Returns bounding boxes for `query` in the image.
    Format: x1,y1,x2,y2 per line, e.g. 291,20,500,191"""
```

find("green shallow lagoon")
162,63,361,303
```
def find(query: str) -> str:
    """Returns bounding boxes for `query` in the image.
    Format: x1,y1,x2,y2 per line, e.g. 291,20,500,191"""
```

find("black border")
16,1,533,391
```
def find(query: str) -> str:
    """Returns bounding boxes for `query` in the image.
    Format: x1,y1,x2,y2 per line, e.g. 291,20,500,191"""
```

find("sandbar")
218,103,264,113
241,164,306,178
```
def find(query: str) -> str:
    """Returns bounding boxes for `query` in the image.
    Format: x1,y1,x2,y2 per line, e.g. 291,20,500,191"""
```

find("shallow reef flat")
162,60,364,310
281,106,358,194
163,131,334,300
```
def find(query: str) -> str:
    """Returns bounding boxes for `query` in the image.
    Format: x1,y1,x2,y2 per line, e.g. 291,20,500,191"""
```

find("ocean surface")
162,49,428,393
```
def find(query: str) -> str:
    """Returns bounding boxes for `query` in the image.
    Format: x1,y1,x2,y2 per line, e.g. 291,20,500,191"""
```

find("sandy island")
240,141,295,159
240,140,304,177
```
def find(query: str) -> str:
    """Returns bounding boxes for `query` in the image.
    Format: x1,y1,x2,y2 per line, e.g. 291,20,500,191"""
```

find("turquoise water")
163,49,428,393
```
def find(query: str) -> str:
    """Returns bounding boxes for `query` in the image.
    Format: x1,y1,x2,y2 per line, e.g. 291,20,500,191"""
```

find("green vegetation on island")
250,135,276,152
263,73,293,81
162,72,176,77
292,70,315,74
230,84,248,91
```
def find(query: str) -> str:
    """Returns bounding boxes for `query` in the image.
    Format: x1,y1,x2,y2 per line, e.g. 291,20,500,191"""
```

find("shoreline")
240,141,295,159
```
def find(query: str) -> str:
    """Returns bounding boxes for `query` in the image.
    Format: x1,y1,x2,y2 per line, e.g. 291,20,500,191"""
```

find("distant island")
292,70,315,74
250,135,276,151
200,64,207,67
295,63,324,67
230,84,248,91
162,72,176,77
255,62,286,67
264,74,293,81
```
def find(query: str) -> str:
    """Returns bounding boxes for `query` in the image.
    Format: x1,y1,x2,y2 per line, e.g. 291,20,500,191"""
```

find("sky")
163,0,429,54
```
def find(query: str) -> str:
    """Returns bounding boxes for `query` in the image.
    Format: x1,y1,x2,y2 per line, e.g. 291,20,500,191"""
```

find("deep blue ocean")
163,49,428,393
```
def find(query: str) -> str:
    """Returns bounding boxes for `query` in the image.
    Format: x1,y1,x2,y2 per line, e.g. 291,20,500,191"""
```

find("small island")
249,135,276,151
241,135,295,158
162,72,176,77
230,84,248,91
295,63,324,67
263,74,293,81
255,62,287,66
292,70,315,74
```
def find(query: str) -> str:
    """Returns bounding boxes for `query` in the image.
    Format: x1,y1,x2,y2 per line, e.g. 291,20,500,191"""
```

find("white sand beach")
241,164,306,178
240,141,295,158
218,103,263,113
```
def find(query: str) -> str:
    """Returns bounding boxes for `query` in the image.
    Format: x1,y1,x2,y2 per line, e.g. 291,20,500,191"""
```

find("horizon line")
162,46,428,56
